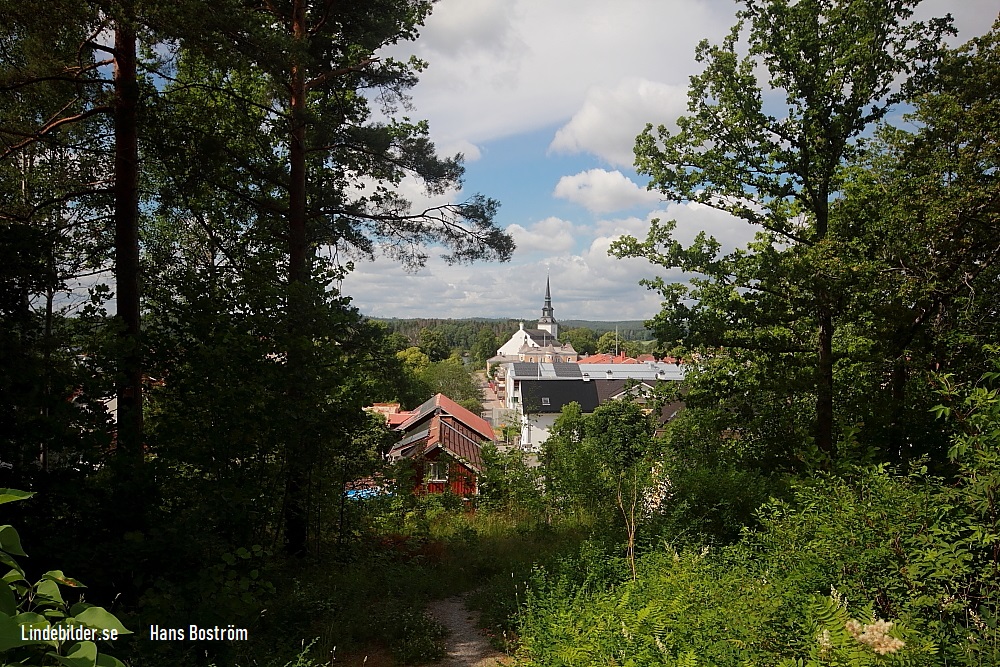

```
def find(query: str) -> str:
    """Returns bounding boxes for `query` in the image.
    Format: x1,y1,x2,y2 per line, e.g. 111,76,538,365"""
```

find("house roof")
520,379,600,413
594,379,654,403
577,352,640,364
395,393,495,442
507,361,684,381
437,419,486,472
388,394,492,473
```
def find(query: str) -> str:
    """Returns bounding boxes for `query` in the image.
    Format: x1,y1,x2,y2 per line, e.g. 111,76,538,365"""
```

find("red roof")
576,352,640,364
387,412,413,426
396,393,495,442
388,393,494,473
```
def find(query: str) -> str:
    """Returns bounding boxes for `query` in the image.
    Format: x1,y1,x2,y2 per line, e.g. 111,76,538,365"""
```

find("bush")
0,489,132,667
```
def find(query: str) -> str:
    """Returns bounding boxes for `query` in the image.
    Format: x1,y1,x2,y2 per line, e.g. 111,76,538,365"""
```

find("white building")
492,276,577,364
498,361,685,451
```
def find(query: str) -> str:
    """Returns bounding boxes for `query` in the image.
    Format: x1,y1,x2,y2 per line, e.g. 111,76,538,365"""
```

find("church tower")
537,274,559,339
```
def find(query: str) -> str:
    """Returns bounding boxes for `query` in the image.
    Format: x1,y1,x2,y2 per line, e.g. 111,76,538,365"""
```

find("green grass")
246,505,589,666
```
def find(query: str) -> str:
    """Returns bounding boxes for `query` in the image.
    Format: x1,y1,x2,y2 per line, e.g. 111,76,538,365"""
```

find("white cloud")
381,0,735,149
439,138,482,162
594,201,758,254
418,0,521,58
385,0,996,154
340,241,666,321
549,78,689,167
553,168,661,214
506,216,577,254
337,201,759,320
392,174,464,214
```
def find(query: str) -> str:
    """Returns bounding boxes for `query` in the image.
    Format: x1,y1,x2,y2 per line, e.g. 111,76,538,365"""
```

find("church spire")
542,273,553,317
538,272,558,338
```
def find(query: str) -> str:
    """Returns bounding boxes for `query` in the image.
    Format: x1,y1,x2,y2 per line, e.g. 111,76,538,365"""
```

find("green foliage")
520,415,1000,667
541,401,657,514
779,595,935,666
595,330,642,358
471,327,500,364
418,328,451,362
616,0,958,457
0,491,130,667
478,444,544,518
418,357,483,412
560,327,597,356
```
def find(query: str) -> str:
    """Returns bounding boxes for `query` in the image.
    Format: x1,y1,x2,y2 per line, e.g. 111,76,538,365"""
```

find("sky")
338,0,999,323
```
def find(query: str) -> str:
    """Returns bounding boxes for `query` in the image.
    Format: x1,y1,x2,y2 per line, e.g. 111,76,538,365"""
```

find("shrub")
0,489,132,667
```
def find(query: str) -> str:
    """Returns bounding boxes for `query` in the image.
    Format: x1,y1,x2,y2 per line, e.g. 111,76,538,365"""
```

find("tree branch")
0,104,111,161
305,58,379,91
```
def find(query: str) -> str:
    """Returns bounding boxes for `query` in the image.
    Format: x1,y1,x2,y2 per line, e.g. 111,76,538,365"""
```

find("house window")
541,397,550,406
427,461,448,483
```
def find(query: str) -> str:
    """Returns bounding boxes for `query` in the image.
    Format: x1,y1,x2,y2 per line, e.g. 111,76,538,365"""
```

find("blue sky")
337,0,999,322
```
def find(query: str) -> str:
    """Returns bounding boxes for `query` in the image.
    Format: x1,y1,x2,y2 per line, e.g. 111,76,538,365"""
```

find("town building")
498,361,684,451
385,393,496,497
490,275,577,367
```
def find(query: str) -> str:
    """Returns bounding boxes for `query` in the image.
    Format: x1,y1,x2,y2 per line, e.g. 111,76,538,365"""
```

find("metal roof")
508,361,683,381
552,362,582,378
520,380,600,413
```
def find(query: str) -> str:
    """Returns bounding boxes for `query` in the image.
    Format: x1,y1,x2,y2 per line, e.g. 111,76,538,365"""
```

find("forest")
1,0,999,666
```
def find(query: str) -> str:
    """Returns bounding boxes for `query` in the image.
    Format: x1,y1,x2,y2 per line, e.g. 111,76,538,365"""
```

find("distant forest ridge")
371,317,652,349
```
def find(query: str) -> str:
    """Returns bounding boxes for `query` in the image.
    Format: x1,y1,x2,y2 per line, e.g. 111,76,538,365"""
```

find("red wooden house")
386,393,495,497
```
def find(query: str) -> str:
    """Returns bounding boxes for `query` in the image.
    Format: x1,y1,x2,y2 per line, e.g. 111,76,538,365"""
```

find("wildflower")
830,585,847,610
846,617,905,655
817,629,832,657
642,462,672,517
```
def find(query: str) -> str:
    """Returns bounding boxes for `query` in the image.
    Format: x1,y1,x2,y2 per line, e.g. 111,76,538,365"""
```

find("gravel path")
425,595,511,667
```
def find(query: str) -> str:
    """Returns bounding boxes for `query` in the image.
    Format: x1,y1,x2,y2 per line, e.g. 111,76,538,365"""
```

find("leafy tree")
596,330,641,358
541,401,656,520
478,443,543,518
471,327,499,364
561,327,597,356
419,357,483,413
613,0,953,456
418,327,451,362
391,345,430,404
146,0,513,555
829,22,1000,460
397,346,431,376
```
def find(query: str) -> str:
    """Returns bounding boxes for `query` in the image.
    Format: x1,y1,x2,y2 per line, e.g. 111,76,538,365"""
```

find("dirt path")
425,595,511,667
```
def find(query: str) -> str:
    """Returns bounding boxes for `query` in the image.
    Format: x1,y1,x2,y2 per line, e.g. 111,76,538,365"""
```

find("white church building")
491,276,578,365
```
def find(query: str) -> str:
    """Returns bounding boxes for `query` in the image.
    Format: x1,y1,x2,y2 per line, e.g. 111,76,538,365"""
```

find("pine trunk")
282,0,310,557
816,305,834,455
113,22,143,475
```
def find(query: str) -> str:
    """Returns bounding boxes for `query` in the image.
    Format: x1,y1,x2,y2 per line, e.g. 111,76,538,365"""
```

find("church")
491,276,578,364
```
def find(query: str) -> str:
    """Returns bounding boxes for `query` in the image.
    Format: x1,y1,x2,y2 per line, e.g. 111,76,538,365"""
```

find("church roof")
523,328,561,345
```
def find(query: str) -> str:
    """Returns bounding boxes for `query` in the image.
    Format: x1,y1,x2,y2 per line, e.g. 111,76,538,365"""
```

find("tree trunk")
113,20,144,511
889,357,908,464
282,0,310,557
814,193,834,457
816,305,834,455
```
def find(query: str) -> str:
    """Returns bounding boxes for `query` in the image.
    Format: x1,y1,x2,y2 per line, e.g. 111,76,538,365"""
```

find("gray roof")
507,361,684,381
552,362,582,378
520,380,599,413
523,329,562,345
512,362,540,377
579,363,684,381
